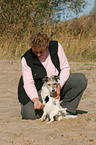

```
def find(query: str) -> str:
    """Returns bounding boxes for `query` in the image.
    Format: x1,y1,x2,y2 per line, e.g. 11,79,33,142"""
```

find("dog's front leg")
47,114,54,123
41,113,46,121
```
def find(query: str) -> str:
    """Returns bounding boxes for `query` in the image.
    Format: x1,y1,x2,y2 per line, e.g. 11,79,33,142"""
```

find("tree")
91,0,96,14
1,0,87,36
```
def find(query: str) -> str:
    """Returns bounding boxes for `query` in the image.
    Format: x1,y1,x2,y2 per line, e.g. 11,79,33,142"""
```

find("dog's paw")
40,117,43,121
47,120,53,124
47,118,54,123
57,116,63,121
41,114,47,121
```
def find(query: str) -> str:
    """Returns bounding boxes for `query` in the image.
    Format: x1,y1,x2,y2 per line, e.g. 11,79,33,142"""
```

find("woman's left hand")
55,95,60,101
55,84,61,101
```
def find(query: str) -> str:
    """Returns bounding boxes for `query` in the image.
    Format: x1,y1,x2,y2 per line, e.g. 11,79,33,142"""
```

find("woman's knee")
21,102,39,120
21,113,37,120
70,73,88,90
79,73,88,90
21,108,37,120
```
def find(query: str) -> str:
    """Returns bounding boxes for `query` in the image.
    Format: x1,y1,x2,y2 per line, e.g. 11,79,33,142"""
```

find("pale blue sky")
60,0,95,21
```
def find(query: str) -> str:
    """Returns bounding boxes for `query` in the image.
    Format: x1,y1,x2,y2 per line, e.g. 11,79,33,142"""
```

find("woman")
18,31,88,120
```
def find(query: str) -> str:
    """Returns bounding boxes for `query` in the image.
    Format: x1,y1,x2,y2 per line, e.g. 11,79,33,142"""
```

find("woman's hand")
55,84,61,101
32,98,44,109
34,101,44,109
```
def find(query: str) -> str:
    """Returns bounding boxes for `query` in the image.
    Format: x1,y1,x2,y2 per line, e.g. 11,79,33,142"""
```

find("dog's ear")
45,96,49,103
42,76,49,82
54,76,59,82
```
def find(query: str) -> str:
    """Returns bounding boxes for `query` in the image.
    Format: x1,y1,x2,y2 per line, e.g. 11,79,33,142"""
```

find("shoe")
66,110,78,115
64,112,77,119
64,110,77,119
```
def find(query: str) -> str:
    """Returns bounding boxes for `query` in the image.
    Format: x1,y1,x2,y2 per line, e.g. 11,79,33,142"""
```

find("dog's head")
43,75,59,97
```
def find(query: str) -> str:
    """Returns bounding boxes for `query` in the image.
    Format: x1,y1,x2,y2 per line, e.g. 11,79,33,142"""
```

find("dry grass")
51,14,96,61
0,14,96,61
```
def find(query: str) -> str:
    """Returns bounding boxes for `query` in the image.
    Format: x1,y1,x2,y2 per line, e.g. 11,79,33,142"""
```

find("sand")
0,60,96,145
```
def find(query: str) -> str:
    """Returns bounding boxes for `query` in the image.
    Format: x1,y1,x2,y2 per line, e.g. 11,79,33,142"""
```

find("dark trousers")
21,73,88,120
60,73,88,114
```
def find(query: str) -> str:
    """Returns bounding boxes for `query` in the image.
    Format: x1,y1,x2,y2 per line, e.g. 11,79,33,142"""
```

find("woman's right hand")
34,100,44,110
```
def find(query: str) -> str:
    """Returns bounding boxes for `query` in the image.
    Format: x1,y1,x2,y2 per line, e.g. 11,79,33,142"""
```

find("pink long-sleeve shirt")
21,42,70,101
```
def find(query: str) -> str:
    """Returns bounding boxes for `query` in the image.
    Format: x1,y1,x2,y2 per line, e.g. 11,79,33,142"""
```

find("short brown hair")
29,31,50,49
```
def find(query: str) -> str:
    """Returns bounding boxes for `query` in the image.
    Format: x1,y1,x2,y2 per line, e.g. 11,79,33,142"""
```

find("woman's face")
32,47,48,59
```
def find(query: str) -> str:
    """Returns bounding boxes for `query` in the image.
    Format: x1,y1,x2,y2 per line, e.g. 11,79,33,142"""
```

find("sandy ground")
0,60,96,145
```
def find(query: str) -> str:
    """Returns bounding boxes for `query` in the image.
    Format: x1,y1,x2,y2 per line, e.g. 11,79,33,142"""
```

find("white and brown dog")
40,76,67,123
40,76,77,123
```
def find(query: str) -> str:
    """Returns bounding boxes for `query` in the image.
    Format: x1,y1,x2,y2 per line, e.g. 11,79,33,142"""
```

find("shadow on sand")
77,110,88,114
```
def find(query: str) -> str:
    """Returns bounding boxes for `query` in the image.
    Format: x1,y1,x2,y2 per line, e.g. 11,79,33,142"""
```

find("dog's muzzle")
50,91,57,97
52,89,55,92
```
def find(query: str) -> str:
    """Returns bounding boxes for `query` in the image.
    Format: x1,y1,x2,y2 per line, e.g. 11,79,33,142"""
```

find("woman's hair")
29,31,50,49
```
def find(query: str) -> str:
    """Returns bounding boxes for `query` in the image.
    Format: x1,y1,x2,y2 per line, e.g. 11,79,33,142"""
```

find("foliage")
1,0,87,36
1,0,95,61
0,13,96,61
51,14,96,61
91,0,96,14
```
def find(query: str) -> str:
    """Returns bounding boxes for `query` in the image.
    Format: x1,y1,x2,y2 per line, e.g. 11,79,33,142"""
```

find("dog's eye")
48,84,51,86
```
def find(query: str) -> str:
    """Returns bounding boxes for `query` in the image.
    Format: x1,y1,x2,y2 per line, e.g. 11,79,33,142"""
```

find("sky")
60,0,95,21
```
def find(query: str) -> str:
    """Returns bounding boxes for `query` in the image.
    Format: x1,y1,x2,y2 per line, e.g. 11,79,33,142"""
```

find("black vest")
18,41,60,105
